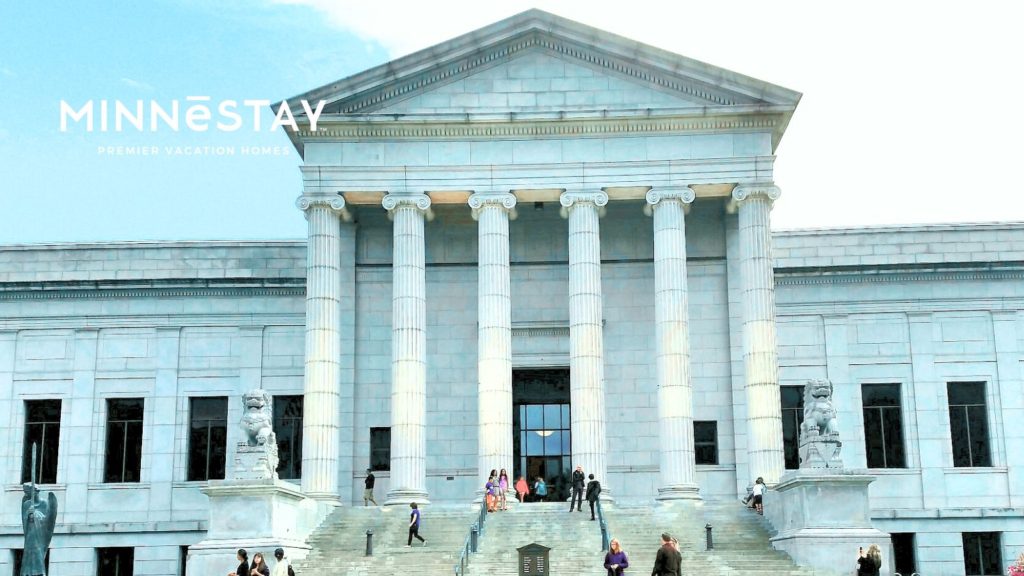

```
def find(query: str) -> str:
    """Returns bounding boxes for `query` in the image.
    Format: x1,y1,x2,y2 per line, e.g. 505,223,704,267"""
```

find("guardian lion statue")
798,379,843,469
240,389,275,447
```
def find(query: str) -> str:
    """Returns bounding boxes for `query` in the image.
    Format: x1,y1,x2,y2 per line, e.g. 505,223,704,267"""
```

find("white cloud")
272,0,1024,228
120,77,154,92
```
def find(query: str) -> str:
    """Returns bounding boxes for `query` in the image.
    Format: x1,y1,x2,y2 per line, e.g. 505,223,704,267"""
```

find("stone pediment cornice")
278,10,801,152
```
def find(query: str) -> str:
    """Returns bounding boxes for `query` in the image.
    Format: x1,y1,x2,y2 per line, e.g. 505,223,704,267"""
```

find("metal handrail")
453,497,489,576
596,497,611,551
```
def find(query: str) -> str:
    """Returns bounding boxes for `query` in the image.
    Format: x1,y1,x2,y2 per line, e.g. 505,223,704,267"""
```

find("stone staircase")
471,501,605,575
292,503,478,576
603,499,824,576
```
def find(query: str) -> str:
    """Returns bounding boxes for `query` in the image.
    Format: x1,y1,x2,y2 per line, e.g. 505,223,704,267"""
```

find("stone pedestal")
187,479,329,576
764,470,893,576
233,442,279,481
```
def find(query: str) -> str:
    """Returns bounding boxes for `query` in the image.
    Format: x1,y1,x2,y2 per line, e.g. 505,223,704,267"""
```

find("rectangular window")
370,427,391,471
22,399,62,484
273,395,303,480
862,384,906,468
12,549,50,576
962,532,1001,575
187,397,227,481
891,533,917,576
97,547,134,576
948,382,991,467
693,421,718,465
104,398,144,483
179,546,189,576
781,386,804,470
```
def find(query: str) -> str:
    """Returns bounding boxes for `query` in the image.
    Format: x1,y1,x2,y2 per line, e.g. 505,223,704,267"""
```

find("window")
862,384,906,468
187,397,227,481
370,427,391,471
694,421,718,465
97,547,134,576
179,546,189,576
948,382,991,467
891,533,917,576
962,532,1001,575
781,386,804,469
22,399,62,484
104,398,144,483
12,549,49,576
273,395,303,480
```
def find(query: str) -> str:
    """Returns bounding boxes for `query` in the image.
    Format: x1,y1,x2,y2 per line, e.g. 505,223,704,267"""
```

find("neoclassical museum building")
1,10,1022,576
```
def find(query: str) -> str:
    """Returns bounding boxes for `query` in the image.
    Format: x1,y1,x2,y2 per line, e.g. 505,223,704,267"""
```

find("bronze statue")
22,444,57,576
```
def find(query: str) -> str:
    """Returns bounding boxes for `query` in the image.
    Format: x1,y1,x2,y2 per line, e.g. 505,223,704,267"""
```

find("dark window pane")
882,408,906,468
273,395,303,480
863,383,900,407
950,406,971,467
187,397,227,481
96,547,134,576
23,399,62,484
179,547,189,576
948,381,985,405
967,405,991,467
370,427,391,471
105,399,144,483
948,382,990,468
781,386,804,470
12,549,50,576
694,421,718,465
863,408,885,468
962,532,1002,576
963,533,981,574
891,533,916,576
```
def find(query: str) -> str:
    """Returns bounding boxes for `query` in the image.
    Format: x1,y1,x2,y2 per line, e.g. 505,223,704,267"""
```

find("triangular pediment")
284,10,800,117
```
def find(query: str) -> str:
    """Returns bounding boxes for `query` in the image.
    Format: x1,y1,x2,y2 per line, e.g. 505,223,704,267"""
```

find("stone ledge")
0,520,207,536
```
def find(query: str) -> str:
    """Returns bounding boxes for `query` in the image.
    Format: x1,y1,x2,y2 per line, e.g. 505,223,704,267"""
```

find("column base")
302,490,343,506
385,489,431,506
656,484,702,501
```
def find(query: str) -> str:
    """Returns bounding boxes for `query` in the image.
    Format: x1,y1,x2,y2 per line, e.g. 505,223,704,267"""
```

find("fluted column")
560,190,610,495
646,187,701,500
732,184,785,485
296,194,348,501
383,192,432,505
470,192,517,483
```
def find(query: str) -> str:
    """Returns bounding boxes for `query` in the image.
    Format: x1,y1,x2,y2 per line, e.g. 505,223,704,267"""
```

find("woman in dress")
514,475,529,503
603,538,629,575
498,469,510,510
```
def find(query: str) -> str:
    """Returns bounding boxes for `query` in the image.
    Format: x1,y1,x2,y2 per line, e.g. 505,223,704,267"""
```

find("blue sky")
1,1,1023,243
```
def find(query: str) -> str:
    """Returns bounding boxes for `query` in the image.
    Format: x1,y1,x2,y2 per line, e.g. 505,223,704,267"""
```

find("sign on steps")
517,543,551,575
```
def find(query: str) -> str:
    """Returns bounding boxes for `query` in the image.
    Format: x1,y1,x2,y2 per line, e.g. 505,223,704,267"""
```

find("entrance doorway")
512,369,571,501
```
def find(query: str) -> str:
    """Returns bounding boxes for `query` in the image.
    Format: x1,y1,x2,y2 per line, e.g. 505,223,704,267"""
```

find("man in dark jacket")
651,533,681,576
585,473,601,520
569,465,585,512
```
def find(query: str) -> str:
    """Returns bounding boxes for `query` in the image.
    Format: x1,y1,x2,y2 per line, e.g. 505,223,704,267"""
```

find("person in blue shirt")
406,502,426,547
533,477,548,502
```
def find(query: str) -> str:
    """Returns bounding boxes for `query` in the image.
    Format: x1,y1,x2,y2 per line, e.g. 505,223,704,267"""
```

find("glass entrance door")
512,369,571,501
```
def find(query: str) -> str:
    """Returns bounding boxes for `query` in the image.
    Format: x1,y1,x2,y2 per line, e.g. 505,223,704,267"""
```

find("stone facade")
0,9,1021,576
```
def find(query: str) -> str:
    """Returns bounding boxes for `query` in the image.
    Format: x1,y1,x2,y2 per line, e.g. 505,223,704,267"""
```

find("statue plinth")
233,441,279,481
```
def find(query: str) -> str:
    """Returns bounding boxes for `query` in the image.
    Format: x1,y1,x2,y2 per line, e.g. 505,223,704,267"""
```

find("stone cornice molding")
295,194,351,221
644,186,695,217
382,192,434,221
727,183,781,213
468,192,517,221
559,190,608,218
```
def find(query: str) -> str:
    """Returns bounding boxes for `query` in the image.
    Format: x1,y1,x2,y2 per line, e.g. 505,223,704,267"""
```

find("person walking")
406,502,426,547
651,533,681,576
751,477,765,515
515,475,529,503
586,473,602,520
569,465,585,512
534,477,548,502
270,548,294,576
604,538,629,575
498,469,510,511
856,544,882,576
363,468,378,506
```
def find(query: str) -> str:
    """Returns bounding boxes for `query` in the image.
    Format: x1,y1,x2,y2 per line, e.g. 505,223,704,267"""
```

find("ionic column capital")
295,193,351,221
559,189,608,218
728,183,781,213
382,192,433,221
468,191,517,221
644,186,695,216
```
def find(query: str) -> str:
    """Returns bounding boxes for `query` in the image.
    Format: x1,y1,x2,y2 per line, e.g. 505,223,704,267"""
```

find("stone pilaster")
383,192,432,505
296,194,347,502
731,184,785,485
646,187,701,500
560,190,609,493
469,192,517,482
